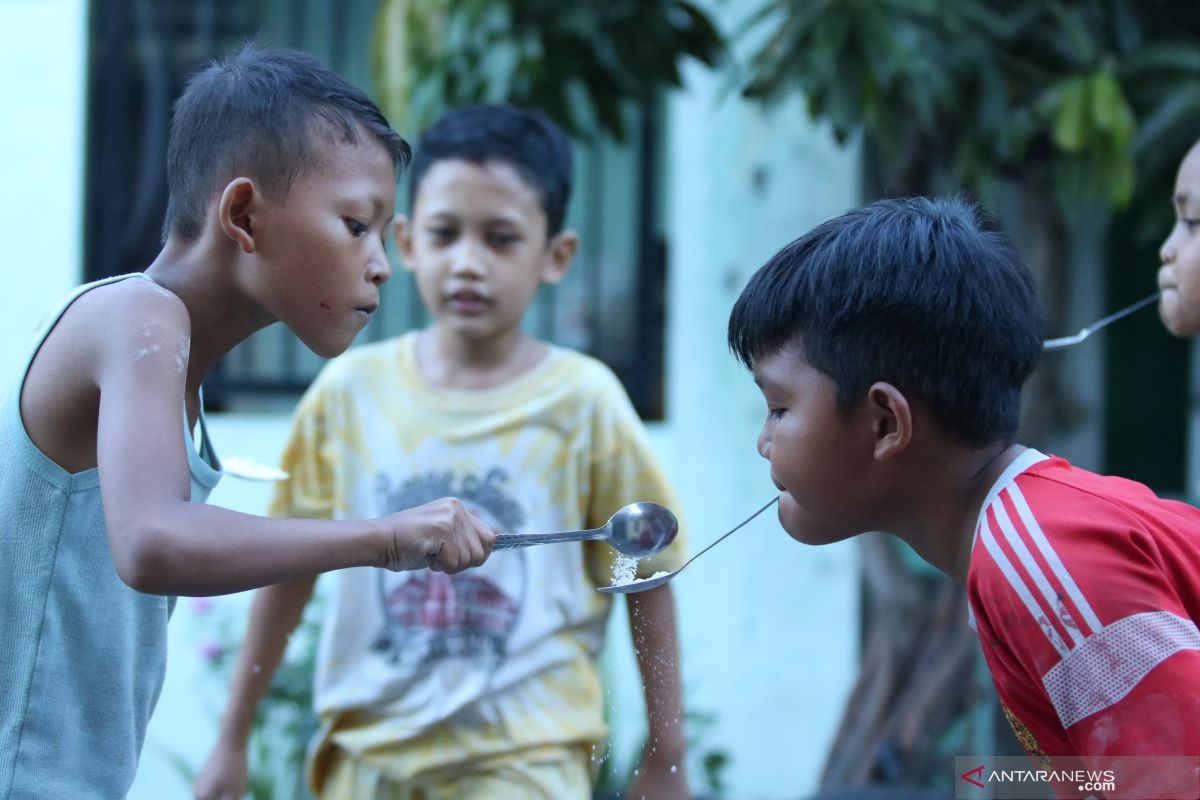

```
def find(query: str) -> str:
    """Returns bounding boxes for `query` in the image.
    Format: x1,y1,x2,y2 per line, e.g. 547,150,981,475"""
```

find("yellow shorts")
319,744,593,800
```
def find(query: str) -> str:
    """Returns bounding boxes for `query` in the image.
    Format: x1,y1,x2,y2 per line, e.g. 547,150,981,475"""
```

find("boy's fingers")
480,519,497,549
465,532,486,567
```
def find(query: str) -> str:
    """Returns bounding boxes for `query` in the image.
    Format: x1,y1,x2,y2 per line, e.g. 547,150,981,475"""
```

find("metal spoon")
1043,291,1160,349
598,496,779,594
493,501,678,558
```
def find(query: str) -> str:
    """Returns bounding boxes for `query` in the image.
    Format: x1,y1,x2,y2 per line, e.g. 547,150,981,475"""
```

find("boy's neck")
416,324,549,391
893,441,1028,585
145,238,273,395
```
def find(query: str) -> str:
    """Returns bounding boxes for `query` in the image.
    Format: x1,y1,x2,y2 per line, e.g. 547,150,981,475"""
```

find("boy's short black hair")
163,43,411,241
728,196,1044,445
407,104,573,237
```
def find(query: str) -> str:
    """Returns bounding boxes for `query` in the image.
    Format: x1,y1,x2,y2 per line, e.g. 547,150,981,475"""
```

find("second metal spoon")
493,501,679,559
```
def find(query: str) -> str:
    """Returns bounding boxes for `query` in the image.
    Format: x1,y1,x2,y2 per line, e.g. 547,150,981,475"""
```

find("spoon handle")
1043,290,1160,349
676,495,779,570
494,529,604,551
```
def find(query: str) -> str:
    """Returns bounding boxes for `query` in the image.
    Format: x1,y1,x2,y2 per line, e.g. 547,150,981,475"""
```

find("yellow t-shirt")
268,333,687,789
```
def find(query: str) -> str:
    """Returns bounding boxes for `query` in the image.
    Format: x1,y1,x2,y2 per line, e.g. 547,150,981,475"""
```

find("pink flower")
190,597,215,615
199,641,224,662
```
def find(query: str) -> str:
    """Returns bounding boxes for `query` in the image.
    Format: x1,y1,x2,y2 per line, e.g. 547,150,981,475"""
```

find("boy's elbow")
110,521,178,594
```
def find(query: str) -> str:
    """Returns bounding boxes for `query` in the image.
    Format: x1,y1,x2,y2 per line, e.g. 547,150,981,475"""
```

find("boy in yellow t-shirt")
195,104,690,800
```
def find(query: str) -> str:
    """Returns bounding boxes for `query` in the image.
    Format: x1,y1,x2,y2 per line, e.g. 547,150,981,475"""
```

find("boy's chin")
784,527,848,547
1163,315,1200,338
777,501,816,544
777,497,847,546
298,329,359,359
1159,299,1200,337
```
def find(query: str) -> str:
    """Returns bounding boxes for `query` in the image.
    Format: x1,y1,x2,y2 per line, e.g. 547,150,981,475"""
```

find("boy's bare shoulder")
81,276,189,321
67,278,192,355
19,277,194,471
38,277,192,395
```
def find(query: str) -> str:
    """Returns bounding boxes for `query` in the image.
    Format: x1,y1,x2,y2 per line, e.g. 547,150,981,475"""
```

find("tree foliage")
740,0,1200,215
372,0,724,139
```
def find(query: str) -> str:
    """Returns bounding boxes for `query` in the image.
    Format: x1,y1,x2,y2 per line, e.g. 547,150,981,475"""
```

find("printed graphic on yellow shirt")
370,467,527,671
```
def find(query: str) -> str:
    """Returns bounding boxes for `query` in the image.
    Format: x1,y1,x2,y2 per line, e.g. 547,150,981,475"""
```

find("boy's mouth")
447,288,490,314
1158,265,1177,292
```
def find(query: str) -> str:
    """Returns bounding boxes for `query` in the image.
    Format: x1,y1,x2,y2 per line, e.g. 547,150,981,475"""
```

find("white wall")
0,0,88,379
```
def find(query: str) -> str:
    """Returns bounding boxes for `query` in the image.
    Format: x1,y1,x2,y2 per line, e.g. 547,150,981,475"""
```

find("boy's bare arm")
87,285,490,594
194,577,317,800
626,584,690,798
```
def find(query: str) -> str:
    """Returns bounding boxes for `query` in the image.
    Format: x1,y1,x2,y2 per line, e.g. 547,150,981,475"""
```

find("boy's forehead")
751,341,808,385
415,158,544,215
310,121,395,169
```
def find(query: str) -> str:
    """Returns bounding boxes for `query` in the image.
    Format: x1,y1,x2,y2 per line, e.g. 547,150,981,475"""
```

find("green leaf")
1089,70,1136,155
1052,76,1090,153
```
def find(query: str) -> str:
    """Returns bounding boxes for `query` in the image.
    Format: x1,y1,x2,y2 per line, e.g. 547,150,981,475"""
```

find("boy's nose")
1160,234,1176,265
450,242,487,278
369,262,390,286
757,426,771,459
368,250,391,286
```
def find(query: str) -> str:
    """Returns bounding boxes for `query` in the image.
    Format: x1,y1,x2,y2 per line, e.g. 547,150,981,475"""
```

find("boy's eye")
768,408,786,420
427,226,456,241
1182,218,1200,232
344,219,368,237
487,232,519,247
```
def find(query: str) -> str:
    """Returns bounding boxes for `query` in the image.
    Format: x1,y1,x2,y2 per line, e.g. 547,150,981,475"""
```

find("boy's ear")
218,178,258,254
540,229,578,285
865,382,912,461
393,214,415,271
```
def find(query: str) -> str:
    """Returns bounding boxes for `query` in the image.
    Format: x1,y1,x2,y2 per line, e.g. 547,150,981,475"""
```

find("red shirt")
968,450,1200,793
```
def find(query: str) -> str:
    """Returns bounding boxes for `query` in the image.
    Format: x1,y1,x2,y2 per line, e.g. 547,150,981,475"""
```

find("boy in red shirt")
728,196,1200,798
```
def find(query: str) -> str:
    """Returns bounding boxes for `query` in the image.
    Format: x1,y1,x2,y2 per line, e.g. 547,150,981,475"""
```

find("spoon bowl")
598,496,779,594
601,501,679,557
597,570,674,594
493,501,678,559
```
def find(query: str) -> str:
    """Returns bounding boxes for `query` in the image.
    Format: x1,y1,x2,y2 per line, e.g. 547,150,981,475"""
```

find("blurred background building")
2,0,1198,798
